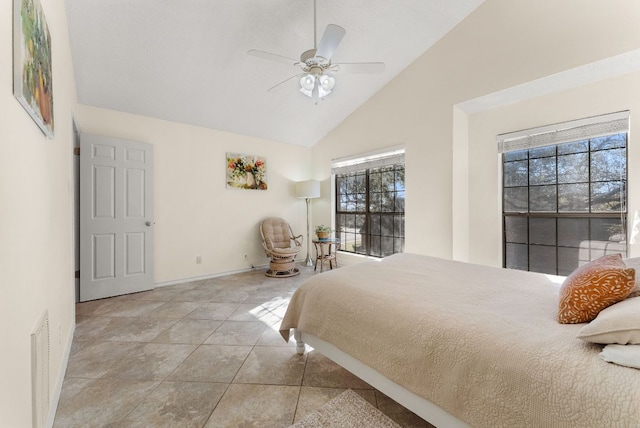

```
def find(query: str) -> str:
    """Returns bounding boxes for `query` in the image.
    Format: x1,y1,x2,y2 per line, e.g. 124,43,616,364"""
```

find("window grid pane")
336,164,405,258
503,132,627,275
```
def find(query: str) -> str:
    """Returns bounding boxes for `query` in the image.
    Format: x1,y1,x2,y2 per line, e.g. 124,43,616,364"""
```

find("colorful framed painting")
13,0,54,138
226,153,268,190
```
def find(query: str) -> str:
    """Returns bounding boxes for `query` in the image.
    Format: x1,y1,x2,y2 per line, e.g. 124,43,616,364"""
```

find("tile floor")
54,266,432,427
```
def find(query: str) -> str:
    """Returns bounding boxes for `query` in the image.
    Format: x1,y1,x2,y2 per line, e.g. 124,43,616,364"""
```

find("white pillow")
599,344,640,370
578,297,640,344
623,257,640,297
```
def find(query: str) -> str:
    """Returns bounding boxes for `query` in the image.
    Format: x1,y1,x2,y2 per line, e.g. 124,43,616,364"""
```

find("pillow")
623,257,640,298
558,254,635,324
577,297,640,344
599,344,640,370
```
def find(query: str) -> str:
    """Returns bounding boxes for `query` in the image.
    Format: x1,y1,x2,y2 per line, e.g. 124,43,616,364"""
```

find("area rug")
291,389,401,428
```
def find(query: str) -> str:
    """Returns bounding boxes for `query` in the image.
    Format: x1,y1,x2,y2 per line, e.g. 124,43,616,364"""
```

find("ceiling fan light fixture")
319,74,335,91
299,74,316,97
300,74,315,90
317,86,331,98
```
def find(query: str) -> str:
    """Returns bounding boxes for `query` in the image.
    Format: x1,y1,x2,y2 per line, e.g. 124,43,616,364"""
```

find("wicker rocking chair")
260,217,303,277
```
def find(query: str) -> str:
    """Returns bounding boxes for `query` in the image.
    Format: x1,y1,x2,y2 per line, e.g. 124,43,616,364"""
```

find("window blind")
331,146,405,175
497,111,629,153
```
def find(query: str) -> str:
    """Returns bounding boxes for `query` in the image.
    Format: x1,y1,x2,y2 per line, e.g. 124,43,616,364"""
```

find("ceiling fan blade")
247,49,297,66
315,24,346,60
334,62,386,74
268,73,304,92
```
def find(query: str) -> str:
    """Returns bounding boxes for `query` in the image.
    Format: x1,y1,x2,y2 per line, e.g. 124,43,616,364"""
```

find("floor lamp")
296,180,321,267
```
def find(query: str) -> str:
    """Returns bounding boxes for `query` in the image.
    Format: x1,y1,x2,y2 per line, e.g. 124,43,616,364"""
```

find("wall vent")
31,311,50,428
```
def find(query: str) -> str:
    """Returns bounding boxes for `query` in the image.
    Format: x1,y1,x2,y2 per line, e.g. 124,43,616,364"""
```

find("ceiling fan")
247,0,385,100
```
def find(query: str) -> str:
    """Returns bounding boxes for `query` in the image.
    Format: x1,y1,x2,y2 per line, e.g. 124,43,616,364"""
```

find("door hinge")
73,147,80,156
75,270,80,279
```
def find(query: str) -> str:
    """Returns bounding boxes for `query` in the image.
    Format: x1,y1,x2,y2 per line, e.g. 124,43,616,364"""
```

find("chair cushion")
272,246,301,255
262,217,295,249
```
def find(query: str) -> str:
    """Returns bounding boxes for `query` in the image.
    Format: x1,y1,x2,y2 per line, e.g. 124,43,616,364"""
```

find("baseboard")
155,264,269,288
46,321,75,428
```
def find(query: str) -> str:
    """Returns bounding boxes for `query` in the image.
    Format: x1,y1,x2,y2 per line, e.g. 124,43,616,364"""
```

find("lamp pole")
304,197,313,266
295,179,320,267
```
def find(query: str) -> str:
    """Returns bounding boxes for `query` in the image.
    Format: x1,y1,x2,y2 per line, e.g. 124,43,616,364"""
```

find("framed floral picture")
13,0,54,138
226,153,268,190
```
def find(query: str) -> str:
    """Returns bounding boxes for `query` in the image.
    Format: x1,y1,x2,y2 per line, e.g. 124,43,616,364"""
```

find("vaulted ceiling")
65,0,484,146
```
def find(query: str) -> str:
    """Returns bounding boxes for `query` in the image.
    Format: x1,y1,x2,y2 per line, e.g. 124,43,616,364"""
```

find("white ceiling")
65,0,484,147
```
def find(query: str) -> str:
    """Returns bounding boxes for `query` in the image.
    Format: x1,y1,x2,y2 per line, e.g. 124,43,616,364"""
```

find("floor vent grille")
31,310,50,428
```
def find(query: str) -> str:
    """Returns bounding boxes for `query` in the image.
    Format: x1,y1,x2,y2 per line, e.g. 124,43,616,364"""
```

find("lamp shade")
296,180,320,199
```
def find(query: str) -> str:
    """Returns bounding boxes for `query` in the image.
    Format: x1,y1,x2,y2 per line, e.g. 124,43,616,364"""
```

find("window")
500,112,629,275
333,148,405,257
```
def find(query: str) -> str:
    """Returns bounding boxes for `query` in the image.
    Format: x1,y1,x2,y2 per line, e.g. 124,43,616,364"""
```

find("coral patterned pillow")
558,254,635,324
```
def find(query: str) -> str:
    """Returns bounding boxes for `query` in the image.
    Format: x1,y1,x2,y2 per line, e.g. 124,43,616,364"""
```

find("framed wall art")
226,153,268,190
13,0,54,138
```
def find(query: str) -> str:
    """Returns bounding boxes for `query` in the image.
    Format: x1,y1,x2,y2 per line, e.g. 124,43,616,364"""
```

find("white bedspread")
280,253,640,427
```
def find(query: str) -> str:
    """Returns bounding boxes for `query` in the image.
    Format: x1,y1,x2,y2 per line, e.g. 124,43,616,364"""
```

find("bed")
279,253,640,427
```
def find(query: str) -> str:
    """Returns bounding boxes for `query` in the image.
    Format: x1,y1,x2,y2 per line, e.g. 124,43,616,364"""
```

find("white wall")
76,105,313,284
0,0,77,426
467,71,640,267
311,0,640,265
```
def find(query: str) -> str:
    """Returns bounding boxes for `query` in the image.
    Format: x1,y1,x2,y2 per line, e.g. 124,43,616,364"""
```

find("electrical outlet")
196,256,202,264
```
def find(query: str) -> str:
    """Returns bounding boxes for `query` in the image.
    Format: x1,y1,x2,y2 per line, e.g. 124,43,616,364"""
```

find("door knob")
146,221,152,226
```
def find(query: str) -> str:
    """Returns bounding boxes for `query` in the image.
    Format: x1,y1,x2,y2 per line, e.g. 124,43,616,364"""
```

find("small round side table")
312,238,341,272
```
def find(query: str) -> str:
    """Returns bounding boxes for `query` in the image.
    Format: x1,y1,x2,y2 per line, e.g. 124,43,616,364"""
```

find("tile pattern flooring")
54,266,432,427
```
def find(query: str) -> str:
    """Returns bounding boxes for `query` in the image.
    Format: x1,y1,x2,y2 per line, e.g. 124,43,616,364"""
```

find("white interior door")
80,134,154,301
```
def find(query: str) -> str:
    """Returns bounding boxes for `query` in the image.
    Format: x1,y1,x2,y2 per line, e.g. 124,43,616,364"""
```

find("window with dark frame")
503,132,627,276
335,163,405,257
